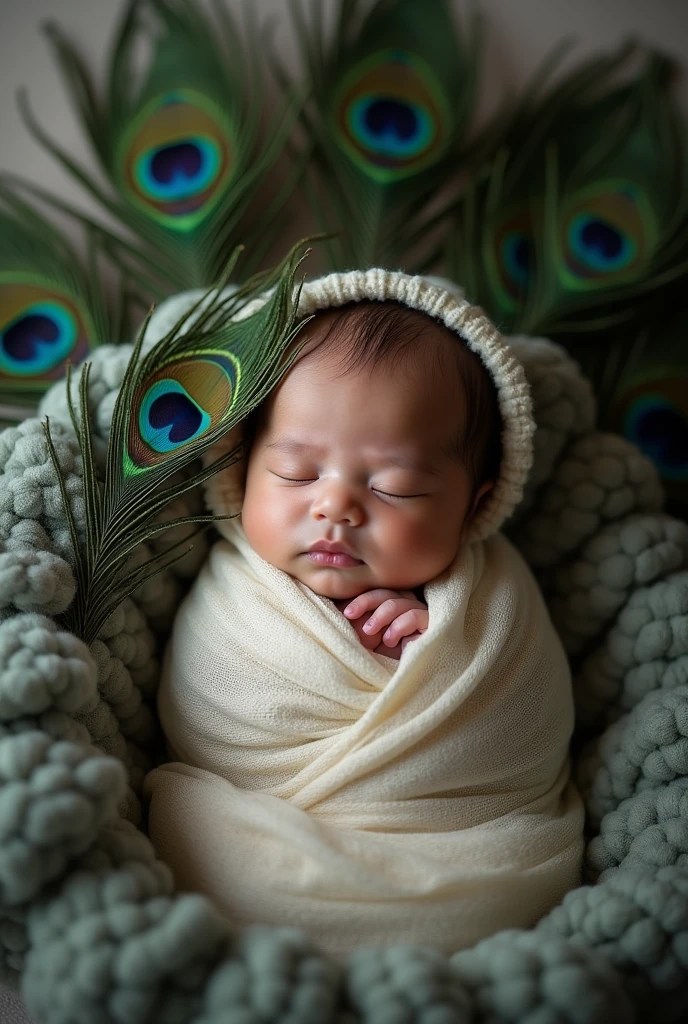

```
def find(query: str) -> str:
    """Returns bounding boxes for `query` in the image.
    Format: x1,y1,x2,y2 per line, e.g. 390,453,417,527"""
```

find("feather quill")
44,239,313,645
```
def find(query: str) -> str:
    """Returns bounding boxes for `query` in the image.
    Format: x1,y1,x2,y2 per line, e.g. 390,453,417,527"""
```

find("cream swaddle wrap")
145,516,584,959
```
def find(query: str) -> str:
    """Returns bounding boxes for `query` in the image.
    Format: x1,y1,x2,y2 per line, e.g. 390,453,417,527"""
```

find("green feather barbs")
290,0,482,270
45,239,315,645
18,0,303,292
446,44,688,337
605,302,688,515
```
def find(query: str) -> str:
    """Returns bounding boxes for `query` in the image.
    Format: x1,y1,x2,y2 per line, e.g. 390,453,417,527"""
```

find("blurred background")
2,1,688,223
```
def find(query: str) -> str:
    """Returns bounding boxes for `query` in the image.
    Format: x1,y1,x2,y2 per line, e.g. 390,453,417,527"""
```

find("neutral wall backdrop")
1,1,687,1021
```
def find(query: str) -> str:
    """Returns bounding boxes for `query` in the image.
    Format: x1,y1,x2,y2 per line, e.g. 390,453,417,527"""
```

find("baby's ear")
461,480,494,542
469,480,494,519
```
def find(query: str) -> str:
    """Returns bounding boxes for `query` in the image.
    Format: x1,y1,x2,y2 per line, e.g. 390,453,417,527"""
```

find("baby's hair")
243,300,503,495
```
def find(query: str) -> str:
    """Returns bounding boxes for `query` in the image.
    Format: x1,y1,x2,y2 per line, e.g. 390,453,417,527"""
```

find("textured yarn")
145,518,584,959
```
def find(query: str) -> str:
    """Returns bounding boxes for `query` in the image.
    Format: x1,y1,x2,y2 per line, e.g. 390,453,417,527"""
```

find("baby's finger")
362,597,417,637
382,609,427,647
343,589,399,620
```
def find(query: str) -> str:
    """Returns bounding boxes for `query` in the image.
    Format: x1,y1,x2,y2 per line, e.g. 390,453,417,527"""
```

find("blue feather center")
348,96,432,156
502,232,533,289
624,395,688,480
135,137,220,201
568,214,635,271
0,302,77,377
140,379,211,452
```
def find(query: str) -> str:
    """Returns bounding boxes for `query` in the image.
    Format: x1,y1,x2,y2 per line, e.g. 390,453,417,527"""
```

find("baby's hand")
341,589,428,658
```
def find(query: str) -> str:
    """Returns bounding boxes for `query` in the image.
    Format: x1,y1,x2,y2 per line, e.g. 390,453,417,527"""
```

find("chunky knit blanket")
145,519,584,958
0,291,687,1022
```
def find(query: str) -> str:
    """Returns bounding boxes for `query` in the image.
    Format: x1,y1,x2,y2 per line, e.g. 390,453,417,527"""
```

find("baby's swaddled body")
146,520,584,959
143,271,585,959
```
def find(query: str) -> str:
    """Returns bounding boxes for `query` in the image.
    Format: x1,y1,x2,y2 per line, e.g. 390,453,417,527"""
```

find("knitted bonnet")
204,268,535,542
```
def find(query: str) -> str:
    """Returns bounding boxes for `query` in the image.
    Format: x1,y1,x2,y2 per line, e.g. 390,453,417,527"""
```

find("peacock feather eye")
619,379,688,484
118,89,234,231
332,49,450,183
485,207,535,313
125,353,238,475
559,180,657,291
0,278,92,390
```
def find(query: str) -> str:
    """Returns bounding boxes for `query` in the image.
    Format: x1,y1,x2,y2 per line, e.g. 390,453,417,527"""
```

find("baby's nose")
310,482,364,526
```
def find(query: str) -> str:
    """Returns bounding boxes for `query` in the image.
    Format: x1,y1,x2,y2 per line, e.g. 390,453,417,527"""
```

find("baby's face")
241,317,489,600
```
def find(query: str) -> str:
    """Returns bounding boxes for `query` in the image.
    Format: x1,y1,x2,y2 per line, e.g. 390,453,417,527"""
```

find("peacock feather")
45,239,313,645
284,0,483,270
18,0,303,295
598,295,688,519
0,179,131,420
444,42,688,338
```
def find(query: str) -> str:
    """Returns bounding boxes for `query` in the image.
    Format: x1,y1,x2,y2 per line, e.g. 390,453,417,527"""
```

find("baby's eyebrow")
263,437,442,476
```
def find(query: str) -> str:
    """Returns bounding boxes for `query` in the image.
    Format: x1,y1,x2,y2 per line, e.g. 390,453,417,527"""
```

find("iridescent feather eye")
0,279,92,392
125,353,238,476
333,49,450,183
618,378,688,485
118,89,234,231
559,180,657,291
485,208,535,313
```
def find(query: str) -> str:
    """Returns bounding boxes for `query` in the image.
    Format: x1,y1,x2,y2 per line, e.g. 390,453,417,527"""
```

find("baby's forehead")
301,300,453,342
251,299,492,436
297,300,464,379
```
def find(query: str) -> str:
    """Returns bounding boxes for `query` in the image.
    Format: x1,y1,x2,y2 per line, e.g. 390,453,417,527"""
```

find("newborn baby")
144,270,585,961
239,296,499,660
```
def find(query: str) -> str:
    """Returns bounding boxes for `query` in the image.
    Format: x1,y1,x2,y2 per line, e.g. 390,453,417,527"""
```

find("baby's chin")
286,561,364,598
292,570,372,601
290,563,414,601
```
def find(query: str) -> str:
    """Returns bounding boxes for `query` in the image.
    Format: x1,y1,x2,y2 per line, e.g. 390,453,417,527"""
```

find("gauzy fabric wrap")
144,519,585,960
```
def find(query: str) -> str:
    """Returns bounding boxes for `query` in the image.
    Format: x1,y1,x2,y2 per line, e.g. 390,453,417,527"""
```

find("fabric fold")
144,520,584,958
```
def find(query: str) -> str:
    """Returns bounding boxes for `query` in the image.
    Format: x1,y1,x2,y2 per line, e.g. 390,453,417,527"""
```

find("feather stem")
42,416,86,602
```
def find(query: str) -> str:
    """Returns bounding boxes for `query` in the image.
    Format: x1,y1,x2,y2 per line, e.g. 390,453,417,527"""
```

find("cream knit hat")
204,269,535,542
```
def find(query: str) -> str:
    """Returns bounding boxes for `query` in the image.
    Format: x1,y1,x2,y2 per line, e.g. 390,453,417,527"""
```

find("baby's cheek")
388,514,460,576
243,480,282,555
243,483,303,570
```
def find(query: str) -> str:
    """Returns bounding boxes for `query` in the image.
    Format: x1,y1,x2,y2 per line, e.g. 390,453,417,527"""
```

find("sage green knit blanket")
1,294,687,1023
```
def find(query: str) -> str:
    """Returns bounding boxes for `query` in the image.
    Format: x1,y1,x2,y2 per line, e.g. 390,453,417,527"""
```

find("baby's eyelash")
272,475,424,500
373,490,423,500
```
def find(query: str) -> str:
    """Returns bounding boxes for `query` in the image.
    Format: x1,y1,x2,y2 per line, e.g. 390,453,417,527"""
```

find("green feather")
18,0,303,293
597,294,688,518
44,238,314,645
445,42,688,337
0,178,132,418
287,0,483,269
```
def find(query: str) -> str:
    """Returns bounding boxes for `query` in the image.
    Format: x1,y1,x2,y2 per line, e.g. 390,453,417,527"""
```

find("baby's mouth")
305,550,363,568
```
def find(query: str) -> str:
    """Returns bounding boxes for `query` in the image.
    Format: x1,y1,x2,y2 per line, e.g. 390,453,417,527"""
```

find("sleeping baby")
144,269,585,961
